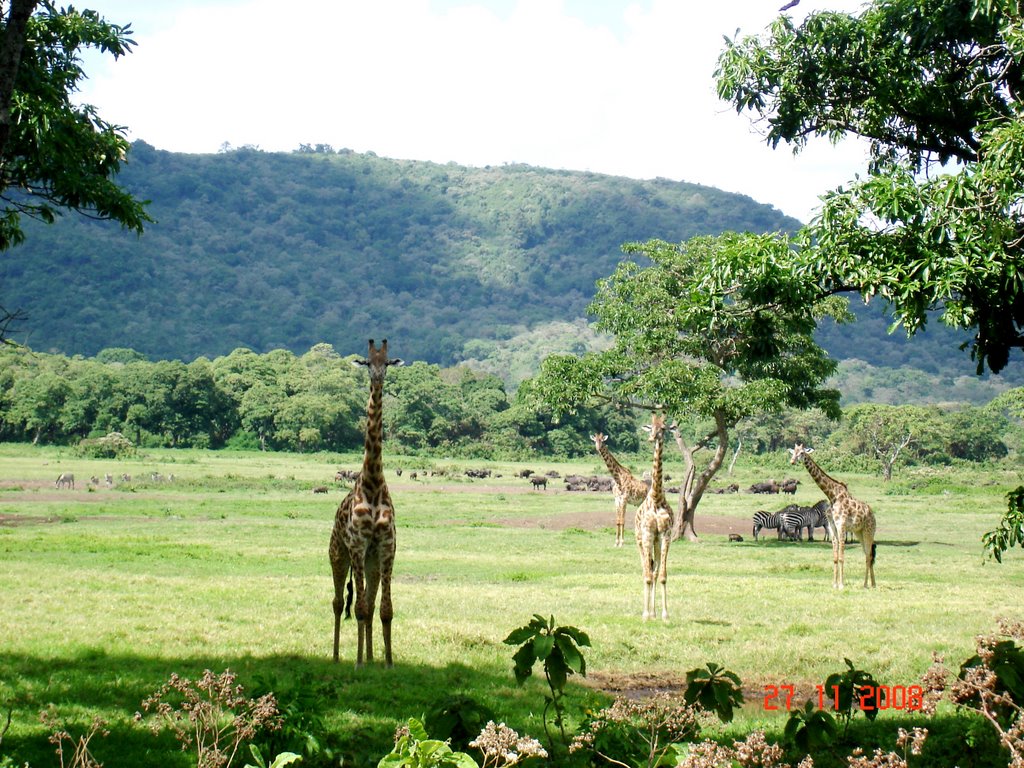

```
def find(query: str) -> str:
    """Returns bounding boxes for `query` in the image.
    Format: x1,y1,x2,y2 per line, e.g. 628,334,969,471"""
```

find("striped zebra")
780,504,809,541
752,508,787,540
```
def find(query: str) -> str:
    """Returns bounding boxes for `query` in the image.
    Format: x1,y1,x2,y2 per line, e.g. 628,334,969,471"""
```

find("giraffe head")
591,432,607,450
353,339,404,382
642,413,668,443
789,443,814,464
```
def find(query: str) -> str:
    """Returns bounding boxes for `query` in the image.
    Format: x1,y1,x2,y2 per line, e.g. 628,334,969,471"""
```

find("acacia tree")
531,232,845,541
839,404,946,481
715,0,1024,374
0,2,149,338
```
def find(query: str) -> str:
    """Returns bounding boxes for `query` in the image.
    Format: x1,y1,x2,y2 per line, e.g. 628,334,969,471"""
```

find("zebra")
752,508,788,540
778,504,809,541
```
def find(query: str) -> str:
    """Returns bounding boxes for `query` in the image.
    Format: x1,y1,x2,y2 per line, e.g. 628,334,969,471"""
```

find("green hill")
0,142,795,364
0,141,1019,388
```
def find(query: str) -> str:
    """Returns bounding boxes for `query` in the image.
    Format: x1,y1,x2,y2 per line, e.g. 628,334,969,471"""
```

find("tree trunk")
672,411,731,542
0,0,39,163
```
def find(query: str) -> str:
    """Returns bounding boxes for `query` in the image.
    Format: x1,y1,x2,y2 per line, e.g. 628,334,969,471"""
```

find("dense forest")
1,344,1020,473
0,142,1015,387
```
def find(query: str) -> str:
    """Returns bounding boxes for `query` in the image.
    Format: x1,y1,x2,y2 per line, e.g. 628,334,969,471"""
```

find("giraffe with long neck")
592,432,650,547
635,413,674,620
789,444,876,589
330,339,403,665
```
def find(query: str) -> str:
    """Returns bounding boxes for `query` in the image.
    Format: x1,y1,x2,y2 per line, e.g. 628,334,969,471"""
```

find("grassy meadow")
1,443,1022,767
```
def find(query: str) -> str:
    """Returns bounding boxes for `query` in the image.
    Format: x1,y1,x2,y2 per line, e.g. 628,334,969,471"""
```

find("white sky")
76,0,869,224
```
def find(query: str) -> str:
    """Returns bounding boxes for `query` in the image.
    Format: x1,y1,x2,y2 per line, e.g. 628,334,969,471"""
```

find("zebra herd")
751,500,849,542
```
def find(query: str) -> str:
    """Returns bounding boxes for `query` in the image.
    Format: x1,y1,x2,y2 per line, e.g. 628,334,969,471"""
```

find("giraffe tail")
870,543,877,566
343,571,354,619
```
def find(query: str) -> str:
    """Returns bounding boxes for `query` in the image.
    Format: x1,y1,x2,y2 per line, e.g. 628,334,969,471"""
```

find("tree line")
0,343,636,459
1,343,1021,473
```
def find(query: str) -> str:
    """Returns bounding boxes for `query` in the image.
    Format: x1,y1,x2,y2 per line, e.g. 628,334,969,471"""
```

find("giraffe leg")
862,535,876,588
350,555,368,667
831,530,841,589
637,536,654,620
379,534,396,667
836,533,846,590
657,534,670,621
614,495,625,547
364,554,383,664
329,541,351,663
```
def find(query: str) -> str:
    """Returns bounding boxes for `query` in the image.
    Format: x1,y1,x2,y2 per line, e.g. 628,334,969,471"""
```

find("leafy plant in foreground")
823,658,881,739
378,718,477,768
682,662,744,723
783,700,836,753
503,614,590,750
425,695,497,752
39,709,109,768
983,486,1024,563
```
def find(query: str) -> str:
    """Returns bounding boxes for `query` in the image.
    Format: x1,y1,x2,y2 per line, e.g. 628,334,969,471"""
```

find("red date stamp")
763,684,923,712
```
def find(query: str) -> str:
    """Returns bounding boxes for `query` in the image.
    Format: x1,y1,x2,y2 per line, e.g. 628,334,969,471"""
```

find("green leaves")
503,614,590,687
716,0,1024,374
784,700,837,752
503,615,590,750
377,718,479,768
983,486,1024,563
682,662,744,723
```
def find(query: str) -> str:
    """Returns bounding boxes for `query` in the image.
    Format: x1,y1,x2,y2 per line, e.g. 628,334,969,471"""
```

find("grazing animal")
780,478,800,494
529,475,547,490
748,480,780,494
635,414,674,620
780,504,822,541
790,444,876,589
313,486,329,494
728,533,744,542
752,508,787,540
395,468,402,477
329,340,403,665
120,473,131,482
592,431,650,548
55,472,74,489
712,483,740,494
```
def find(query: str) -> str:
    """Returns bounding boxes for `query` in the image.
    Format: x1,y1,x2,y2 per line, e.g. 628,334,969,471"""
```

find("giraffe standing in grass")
329,339,403,666
635,413,674,620
789,444,877,589
592,432,650,547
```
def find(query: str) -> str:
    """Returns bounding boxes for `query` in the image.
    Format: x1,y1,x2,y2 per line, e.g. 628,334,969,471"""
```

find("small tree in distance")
531,232,847,541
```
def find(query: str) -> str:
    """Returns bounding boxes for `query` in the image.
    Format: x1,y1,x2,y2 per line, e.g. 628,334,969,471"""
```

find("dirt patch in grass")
0,512,61,526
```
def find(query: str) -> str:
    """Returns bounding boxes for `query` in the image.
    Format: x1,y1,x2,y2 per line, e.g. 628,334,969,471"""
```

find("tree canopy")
0,2,149,336
715,0,1024,374
532,232,847,539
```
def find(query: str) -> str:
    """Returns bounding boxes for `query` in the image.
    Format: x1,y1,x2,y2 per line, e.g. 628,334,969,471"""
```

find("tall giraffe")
591,432,650,547
789,444,877,589
329,339,403,665
635,413,674,620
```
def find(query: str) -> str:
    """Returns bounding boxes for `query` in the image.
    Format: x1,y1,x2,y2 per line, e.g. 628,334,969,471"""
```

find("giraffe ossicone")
789,443,877,590
329,339,403,666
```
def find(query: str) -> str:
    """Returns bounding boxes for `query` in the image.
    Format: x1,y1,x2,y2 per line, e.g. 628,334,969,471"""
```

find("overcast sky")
76,0,869,224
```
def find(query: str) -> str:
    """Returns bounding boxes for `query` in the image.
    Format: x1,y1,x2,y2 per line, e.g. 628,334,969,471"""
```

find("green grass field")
1,444,1022,767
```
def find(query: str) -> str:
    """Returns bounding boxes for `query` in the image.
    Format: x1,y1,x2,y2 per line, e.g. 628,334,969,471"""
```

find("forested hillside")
0,142,792,364
1,141,1018,386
